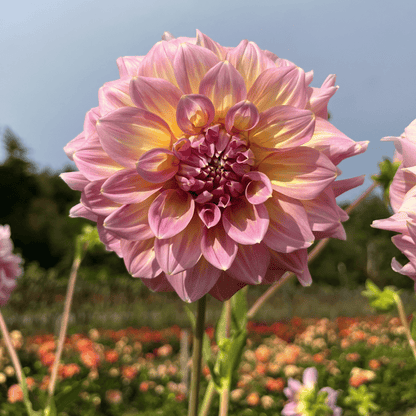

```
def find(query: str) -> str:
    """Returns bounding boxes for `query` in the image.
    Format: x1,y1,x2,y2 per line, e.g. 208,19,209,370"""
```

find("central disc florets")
175,125,255,208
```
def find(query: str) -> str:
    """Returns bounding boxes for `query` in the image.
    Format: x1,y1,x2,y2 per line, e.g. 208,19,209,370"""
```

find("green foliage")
362,279,399,313
372,158,401,206
296,388,333,416
344,385,380,416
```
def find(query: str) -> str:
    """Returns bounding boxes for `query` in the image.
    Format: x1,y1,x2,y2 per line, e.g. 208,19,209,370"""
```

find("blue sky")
1,0,415,203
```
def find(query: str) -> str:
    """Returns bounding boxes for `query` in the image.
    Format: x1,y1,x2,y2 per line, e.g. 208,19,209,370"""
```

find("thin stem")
219,379,231,416
394,293,416,360
200,380,216,416
247,181,379,320
46,242,87,406
0,311,24,384
224,299,231,338
188,295,207,416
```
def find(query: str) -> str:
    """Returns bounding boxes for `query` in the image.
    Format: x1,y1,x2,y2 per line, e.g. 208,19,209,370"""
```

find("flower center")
175,125,255,208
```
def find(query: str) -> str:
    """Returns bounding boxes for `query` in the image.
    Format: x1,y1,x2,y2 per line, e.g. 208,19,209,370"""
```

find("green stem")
188,295,207,416
394,293,416,360
200,380,216,416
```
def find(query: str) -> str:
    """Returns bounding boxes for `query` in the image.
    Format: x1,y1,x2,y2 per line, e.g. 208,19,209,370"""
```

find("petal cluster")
0,225,23,306
62,31,367,302
372,119,416,287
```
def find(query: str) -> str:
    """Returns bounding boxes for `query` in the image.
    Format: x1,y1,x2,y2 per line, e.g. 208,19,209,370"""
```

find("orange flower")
265,377,285,392
312,352,325,364
369,359,381,370
61,363,81,378
255,345,271,363
39,375,50,391
106,389,123,404
7,384,23,403
349,373,368,388
80,349,100,368
247,392,260,407
105,349,119,363
40,351,56,367
122,365,138,380
346,353,360,362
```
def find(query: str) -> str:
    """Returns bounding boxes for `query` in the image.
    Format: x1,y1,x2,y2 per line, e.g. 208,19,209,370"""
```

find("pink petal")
98,78,134,117
138,41,179,87
129,76,183,137
81,180,120,217
389,167,415,213
121,239,162,278
97,107,173,169
176,94,215,134
209,272,247,301
101,168,163,205
270,249,312,286
83,107,101,142
141,273,174,293
64,132,86,161
226,40,275,90
249,106,315,150
103,197,156,241
332,175,365,198
196,30,227,59
227,243,270,284
97,218,123,257
225,100,260,133
247,66,308,112
199,61,247,121
154,214,203,275
264,192,314,253
148,189,195,239
60,172,89,192
258,147,337,200
222,198,269,245
116,56,144,78
391,258,416,282
165,257,221,302
306,74,338,119
198,203,221,228
243,171,273,205
173,43,219,94
69,203,97,222
392,234,416,264
136,148,179,183
201,224,238,270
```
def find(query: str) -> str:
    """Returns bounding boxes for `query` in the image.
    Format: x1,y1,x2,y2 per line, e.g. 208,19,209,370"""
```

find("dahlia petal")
222,198,269,245
249,106,315,151
173,43,219,94
97,107,173,168
154,214,203,275
96,219,123,257
258,147,337,200
391,258,416,280
69,203,97,222
165,257,220,302
397,136,416,168
64,132,86,161
270,249,312,286
121,239,162,278
307,74,338,119
201,225,238,270
148,189,195,239
98,78,134,116
243,171,273,205
309,117,369,165
101,168,163,205
209,272,247,301
136,148,179,183
60,172,89,192
104,198,156,241
73,136,124,181
176,94,215,134
116,56,144,78
332,175,365,198
247,66,308,112
138,41,179,87
226,39,276,90
303,367,318,387
392,234,416,263
199,61,247,121
129,76,183,137
196,30,227,59
198,203,221,228
305,70,314,86
83,107,101,141
162,31,175,41
264,192,314,253
371,212,412,234
141,273,174,292
225,100,260,133
81,180,120,216
227,243,270,284
389,167,414,213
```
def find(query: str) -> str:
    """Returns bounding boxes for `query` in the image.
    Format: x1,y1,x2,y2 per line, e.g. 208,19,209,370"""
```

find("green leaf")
411,313,416,341
54,381,84,412
372,158,401,206
362,279,398,313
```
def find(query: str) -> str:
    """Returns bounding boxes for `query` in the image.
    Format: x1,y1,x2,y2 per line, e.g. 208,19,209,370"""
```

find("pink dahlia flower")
0,225,23,306
372,119,416,287
62,30,367,302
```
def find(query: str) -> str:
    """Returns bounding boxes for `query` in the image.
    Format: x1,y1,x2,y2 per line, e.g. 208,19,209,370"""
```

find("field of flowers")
1,315,416,415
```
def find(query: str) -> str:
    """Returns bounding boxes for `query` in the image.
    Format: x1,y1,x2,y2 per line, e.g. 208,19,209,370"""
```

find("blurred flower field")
1,316,416,415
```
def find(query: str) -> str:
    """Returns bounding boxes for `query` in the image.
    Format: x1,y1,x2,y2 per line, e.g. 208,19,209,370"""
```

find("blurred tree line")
0,128,411,290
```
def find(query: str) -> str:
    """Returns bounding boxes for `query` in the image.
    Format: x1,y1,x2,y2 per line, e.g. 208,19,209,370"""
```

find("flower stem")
219,379,231,416
46,242,88,409
247,181,379,320
200,380,216,416
188,295,207,416
394,293,416,360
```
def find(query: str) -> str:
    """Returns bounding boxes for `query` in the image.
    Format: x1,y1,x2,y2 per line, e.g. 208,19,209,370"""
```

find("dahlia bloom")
0,225,23,306
283,367,342,416
62,30,367,302
372,119,416,287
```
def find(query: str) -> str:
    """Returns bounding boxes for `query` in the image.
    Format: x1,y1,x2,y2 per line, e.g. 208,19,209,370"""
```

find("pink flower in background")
62,30,367,302
372,119,416,287
0,225,23,306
